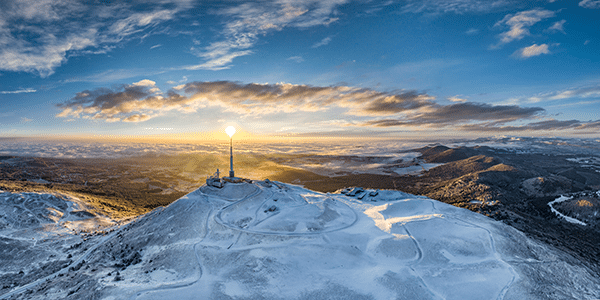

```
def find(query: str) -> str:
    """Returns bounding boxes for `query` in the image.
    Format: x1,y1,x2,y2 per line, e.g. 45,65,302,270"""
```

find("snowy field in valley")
1,181,599,299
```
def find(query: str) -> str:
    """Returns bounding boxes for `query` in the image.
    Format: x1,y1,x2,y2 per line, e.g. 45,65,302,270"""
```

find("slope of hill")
1,181,599,300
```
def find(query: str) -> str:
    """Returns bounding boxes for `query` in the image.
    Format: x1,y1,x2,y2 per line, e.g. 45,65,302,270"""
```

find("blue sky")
1,0,599,139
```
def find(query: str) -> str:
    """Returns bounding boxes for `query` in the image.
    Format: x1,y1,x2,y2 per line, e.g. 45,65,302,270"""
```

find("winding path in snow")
214,187,358,236
427,200,519,300
129,185,267,299
129,194,218,300
548,195,587,226
131,183,361,299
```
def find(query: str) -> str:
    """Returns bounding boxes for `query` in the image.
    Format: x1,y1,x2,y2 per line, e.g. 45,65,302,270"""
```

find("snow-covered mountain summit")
1,180,599,299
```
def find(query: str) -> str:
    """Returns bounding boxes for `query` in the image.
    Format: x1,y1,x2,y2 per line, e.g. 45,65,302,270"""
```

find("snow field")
3,182,600,299
121,181,521,300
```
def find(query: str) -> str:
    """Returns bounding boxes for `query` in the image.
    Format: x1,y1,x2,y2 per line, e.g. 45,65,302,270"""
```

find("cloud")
185,1,346,70
575,120,600,129
513,43,551,58
20,117,33,123
547,20,566,33
166,76,188,85
185,50,253,71
57,80,558,134
312,36,332,48
579,0,600,8
59,80,597,134
0,1,189,76
132,79,156,87
362,102,544,128
448,95,468,102
181,81,435,116
287,56,304,63
458,119,600,132
526,84,600,102
55,79,179,122
0,88,36,94
367,117,600,133
494,9,554,46
465,28,479,35
123,114,152,122
548,86,600,100
62,68,155,83
401,0,513,14
150,44,162,49
56,80,436,122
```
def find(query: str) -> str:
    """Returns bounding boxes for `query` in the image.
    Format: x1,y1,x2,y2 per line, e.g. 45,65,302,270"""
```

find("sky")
0,0,599,141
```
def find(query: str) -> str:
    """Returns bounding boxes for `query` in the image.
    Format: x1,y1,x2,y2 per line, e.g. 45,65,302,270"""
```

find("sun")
225,126,236,137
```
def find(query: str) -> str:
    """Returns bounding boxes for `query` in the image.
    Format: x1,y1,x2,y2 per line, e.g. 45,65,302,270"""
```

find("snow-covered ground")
2,181,599,299
0,190,120,297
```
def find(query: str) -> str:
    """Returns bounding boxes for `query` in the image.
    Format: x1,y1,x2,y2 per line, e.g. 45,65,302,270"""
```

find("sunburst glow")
225,126,236,138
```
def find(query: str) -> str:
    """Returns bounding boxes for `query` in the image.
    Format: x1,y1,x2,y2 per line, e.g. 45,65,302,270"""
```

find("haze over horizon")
1,0,599,140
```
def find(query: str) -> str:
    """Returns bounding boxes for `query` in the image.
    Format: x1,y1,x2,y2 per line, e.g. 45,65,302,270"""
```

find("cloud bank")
55,80,600,134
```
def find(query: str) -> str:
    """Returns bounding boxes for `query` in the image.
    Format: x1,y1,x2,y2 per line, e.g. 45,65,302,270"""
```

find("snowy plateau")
1,180,599,300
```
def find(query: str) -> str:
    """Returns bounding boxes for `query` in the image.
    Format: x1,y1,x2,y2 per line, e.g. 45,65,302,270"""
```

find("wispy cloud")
458,119,600,132
541,85,600,101
0,88,36,94
547,20,566,33
493,9,554,47
312,36,332,48
512,83,600,104
512,43,551,59
185,1,346,71
465,28,479,35
150,44,162,49
0,0,190,77
579,0,600,9
448,95,468,102
402,0,513,14
166,76,188,85
287,56,304,63
62,69,159,83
